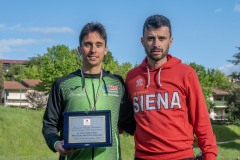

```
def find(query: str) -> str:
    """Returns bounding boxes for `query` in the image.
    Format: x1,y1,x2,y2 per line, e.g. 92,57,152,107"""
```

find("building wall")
3,89,28,107
209,92,228,120
7,91,27,100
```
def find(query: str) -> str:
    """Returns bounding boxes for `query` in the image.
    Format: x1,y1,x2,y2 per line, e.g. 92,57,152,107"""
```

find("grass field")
0,107,239,160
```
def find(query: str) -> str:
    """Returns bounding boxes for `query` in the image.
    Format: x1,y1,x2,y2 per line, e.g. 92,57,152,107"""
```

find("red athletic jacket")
125,54,218,160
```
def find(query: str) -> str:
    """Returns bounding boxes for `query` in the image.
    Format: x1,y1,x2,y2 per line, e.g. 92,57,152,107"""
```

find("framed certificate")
63,110,112,148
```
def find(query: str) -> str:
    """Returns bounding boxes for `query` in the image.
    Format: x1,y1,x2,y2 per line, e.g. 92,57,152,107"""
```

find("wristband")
54,141,61,152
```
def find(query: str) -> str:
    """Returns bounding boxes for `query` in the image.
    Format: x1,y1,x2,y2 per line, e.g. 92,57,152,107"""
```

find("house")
1,79,42,108
0,59,28,81
209,88,230,120
0,59,28,70
2,81,28,107
21,79,42,89
0,59,28,73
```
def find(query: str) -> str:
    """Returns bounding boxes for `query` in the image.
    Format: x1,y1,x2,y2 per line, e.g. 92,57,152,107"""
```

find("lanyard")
81,70,102,111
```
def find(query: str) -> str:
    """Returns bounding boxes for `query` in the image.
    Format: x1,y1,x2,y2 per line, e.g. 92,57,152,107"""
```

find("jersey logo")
102,85,119,95
70,86,81,90
136,78,143,87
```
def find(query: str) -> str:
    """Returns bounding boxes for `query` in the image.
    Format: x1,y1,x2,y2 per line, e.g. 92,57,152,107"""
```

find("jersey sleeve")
114,74,136,135
42,81,63,152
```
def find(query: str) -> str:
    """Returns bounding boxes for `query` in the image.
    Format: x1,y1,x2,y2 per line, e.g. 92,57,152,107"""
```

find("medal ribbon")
81,70,102,111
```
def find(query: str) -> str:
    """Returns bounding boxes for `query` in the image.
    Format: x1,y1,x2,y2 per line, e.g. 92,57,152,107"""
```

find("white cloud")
234,3,240,12
0,24,74,34
9,24,22,30
219,64,240,75
0,24,6,30
215,8,222,13
22,27,75,34
0,38,54,52
0,24,5,27
0,24,22,31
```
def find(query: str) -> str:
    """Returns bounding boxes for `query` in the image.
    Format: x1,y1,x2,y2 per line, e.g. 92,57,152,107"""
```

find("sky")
0,0,240,75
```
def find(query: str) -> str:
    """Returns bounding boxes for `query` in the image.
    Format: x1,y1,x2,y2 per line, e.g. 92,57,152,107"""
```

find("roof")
4,81,28,90
22,79,41,87
212,88,230,95
0,59,28,64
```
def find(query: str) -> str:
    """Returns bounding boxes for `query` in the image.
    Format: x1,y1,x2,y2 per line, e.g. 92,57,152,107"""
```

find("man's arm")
186,70,218,160
42,81,63,152
114,74,136,135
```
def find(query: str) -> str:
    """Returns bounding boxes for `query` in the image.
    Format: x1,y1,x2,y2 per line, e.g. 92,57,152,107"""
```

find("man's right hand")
55,140,80,156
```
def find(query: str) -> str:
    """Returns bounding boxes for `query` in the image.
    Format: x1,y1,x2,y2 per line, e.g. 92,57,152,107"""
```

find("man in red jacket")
119,14,218,160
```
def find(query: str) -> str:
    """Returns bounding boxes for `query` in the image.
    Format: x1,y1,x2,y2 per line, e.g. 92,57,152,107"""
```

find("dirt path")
217,137,240,145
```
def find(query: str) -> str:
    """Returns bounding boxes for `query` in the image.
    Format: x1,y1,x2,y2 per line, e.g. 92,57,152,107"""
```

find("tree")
189,62,232,109
25,90,48,109
23,55,43,79
226,47,240,120
4,63,25,81
207,69,232,90
102,51,119,74
189,62,212,108
22,65,40,79
118,62,133,80
26,55,42,67
228,47,240,80
36,45,82,92
0,62,4,103
227,88,240,120
228,47,240,65
229,72,240,81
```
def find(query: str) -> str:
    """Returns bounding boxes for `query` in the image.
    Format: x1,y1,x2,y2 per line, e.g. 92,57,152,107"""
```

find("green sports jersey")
42,69,127,160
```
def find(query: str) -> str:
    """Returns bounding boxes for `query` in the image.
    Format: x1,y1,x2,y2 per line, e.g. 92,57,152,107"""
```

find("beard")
145,47,169,61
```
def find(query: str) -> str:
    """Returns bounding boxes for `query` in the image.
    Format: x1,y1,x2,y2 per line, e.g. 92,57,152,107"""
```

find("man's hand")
55,140,80,156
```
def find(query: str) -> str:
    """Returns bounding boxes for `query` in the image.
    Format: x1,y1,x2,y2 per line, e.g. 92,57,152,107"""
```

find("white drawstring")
157,68,162,87
146,67,150,88
145,67,162,88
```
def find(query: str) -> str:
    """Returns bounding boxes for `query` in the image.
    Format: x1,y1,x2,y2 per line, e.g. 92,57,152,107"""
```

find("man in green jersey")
42,22,132,160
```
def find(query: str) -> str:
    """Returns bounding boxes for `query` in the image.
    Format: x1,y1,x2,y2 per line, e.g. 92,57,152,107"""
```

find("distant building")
21,79,42,89
0,59,46,108
1,79,42,108
209,88,230,120
0,59,28,71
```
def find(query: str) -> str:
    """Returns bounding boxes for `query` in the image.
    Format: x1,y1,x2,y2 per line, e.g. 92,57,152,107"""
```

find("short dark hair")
79,22,107,47
143,15,172,37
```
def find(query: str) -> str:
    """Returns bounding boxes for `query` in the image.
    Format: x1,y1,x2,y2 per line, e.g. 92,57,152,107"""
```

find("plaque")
63,110,112,148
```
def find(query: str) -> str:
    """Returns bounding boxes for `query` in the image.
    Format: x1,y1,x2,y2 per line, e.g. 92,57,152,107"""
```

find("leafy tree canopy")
34,45,82,92
189,62,232,109
102,51,119,74
227,88,240,120
228,47,240,66
118,62,133,80
0,62,4,91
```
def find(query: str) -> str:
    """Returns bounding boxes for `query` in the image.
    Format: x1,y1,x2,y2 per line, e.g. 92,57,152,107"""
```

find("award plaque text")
63,110,112,148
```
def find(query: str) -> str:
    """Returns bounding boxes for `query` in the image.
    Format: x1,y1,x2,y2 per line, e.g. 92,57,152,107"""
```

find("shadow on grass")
194,124,240,150
218,141,240,150
212,124,239,142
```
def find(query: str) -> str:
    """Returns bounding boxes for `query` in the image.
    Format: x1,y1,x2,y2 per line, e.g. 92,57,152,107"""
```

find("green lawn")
0,107,58,160
120,124,240,160
0,106,239,160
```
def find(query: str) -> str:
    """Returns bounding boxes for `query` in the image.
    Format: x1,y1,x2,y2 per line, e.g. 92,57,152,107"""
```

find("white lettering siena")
133,97,139,112
170,92,181,109
146,94,156,111
157,92,168,109
133,92,182,113
140,95,144,112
